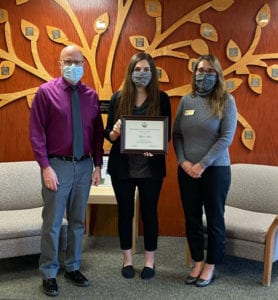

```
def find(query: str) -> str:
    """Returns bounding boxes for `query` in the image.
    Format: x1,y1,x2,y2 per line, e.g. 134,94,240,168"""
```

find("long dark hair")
114,52,160,121
191,54,228,118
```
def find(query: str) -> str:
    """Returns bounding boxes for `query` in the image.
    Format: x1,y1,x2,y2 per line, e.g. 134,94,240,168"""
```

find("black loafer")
185,275,198,284
195,273,216,287
42,278,58,297
121,265,135,279
141,266,155,280
64,270,89,287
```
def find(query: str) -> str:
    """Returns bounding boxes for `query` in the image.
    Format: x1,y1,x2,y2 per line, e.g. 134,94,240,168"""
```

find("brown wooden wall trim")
0,0,277,236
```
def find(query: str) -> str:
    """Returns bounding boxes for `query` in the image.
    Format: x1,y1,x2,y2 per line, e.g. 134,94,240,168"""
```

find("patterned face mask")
131,71,152,87
195,73,217,94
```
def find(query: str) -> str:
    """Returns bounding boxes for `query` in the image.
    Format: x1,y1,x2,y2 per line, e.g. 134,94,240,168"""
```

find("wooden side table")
86,185,139,254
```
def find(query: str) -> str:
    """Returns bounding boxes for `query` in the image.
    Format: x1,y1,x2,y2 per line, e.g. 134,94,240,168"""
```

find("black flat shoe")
185,275,198,284
122,265,135,279
141,266,155,280
42,278,58,297
195,273,216,287
64,270,89,287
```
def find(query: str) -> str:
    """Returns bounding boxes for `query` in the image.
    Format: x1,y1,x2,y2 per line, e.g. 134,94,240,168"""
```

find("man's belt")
48,154,91,162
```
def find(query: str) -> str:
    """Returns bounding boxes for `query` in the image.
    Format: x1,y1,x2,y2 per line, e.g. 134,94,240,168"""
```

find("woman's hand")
180,160,193,174
180,161,203,179
110,119,121,141
191,163,205,178
191,163,204,178
143,152,154,157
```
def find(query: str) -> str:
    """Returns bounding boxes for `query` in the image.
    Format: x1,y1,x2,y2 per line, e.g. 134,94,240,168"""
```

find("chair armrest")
265,215,278,258
263,215,278,286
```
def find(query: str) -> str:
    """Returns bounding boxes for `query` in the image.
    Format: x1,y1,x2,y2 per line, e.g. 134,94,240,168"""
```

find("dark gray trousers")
178,166,231,264
111,177,163,251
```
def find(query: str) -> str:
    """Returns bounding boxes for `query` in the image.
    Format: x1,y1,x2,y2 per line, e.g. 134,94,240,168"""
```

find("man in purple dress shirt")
30,45,104,297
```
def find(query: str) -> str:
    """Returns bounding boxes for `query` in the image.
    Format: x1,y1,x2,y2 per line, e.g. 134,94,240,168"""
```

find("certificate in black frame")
120,115,168,154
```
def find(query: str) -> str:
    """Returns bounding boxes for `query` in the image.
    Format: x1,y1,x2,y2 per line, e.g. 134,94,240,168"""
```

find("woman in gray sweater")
173,54,237,287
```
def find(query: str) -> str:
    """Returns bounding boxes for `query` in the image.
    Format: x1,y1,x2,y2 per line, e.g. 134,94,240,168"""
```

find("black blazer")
104,91,171,180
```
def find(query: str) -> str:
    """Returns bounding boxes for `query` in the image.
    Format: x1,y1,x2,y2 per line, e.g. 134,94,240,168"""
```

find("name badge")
184,109,195,116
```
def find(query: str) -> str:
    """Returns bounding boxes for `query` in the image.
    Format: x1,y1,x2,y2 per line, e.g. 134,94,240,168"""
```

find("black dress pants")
111,177,163,251
178,166,231,264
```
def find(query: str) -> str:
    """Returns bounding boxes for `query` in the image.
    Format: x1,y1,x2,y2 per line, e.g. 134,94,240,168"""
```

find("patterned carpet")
0,236,278,300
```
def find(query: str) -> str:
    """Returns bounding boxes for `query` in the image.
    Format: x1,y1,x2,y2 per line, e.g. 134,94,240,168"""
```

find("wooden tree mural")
0,0,278,150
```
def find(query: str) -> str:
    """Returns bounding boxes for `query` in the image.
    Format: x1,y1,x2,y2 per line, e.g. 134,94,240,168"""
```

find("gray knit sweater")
172,93,237,169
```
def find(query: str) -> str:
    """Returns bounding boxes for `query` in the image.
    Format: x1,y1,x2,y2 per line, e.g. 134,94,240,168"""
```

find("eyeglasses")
61,59,84,66
134,67,151,72
196,67,216,74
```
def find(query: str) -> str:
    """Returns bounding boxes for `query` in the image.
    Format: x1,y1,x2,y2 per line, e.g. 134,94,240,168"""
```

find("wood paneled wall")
0,0,277,236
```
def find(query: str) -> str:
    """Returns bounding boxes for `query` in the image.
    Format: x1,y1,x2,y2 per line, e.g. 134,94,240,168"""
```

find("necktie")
71,86,84,160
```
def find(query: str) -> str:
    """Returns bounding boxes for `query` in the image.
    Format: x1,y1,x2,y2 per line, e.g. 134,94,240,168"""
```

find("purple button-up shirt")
30,77,104,168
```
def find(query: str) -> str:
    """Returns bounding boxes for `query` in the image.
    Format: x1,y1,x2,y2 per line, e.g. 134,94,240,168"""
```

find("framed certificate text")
120,116,168,154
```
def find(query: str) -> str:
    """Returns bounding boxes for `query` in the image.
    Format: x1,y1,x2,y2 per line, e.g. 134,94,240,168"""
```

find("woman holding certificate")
104,52,171,280
173,54,237,287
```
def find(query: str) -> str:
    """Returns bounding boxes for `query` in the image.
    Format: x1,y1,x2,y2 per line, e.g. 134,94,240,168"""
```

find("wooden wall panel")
0,0,277,236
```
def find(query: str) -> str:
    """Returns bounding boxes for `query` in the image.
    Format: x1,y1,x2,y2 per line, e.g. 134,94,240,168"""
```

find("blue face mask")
62,64,83,85
131,71,152,87
195,73,217,95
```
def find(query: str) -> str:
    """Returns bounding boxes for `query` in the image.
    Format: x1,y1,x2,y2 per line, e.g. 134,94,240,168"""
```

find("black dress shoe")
42,278,58,297
185,275,198,284
141,266,155,280
64,270,89,287
195,273,216,287
121,265,135,279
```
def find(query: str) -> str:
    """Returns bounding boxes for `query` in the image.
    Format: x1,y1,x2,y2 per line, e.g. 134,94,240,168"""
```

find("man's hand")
91,166,101,186
43,166,59,191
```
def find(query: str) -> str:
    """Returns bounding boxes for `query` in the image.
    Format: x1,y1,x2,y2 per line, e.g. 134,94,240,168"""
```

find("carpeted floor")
0,236,278,300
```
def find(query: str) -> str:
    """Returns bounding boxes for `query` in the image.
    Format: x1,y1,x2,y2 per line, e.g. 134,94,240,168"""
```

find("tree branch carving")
0,0,277,150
